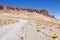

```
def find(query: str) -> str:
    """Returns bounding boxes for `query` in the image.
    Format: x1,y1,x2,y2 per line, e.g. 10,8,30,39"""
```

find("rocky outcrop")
0,5,54,18
0,5,4,10
6,6,15,10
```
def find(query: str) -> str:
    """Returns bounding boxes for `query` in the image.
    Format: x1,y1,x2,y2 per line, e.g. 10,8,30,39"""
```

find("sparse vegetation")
52,33,58,39
0,19,20,25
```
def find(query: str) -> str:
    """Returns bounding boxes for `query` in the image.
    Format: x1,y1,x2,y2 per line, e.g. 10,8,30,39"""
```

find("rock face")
0,5,4,10
0,5,54,18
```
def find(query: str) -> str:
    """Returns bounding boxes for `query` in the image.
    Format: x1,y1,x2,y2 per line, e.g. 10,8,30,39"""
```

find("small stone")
20,36,24,40
36,29,40,32
50,29,53,31
57,26,60,29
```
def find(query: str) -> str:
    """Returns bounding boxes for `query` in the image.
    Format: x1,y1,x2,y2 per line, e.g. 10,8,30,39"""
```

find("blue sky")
0,0,60,19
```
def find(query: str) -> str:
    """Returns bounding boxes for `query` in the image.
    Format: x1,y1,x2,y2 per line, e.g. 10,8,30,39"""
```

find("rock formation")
0,5,54,18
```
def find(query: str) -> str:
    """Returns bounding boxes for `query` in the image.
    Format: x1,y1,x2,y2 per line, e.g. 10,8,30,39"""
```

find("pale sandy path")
0,19,29,40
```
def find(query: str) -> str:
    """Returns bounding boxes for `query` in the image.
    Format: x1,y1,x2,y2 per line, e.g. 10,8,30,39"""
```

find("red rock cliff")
0,5,54,18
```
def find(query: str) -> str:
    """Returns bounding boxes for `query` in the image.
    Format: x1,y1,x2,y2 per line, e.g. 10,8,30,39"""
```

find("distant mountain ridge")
0,5,54,18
